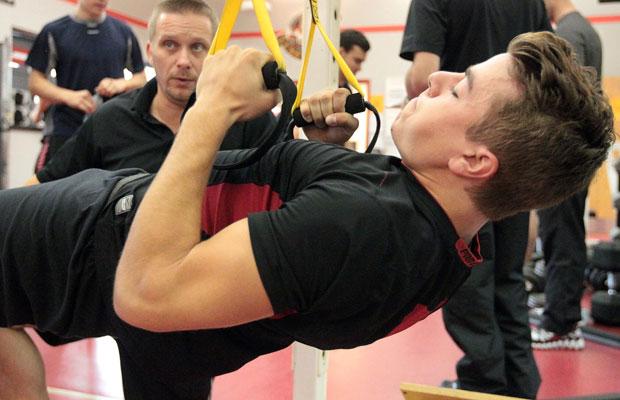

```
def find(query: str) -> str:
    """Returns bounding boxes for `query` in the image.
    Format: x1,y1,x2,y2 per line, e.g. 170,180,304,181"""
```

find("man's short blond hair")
148,0,218,40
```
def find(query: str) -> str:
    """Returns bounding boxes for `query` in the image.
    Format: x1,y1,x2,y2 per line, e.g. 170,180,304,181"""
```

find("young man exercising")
0,31,614,399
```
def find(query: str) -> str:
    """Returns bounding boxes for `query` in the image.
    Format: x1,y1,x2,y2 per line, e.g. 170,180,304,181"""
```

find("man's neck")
150,92,186,135
410,170,488,243
74,9,105,23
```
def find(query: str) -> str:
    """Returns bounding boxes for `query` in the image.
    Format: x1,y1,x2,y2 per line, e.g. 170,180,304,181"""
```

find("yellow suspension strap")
199,0,298,170
294,0,363,107
290,0,380,153
208,0,285,71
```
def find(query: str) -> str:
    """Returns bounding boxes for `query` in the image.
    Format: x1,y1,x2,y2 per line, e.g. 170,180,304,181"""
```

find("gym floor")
34,294,620,400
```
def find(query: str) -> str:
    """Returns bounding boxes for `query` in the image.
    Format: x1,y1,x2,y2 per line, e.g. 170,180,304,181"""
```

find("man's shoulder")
89,89,140,126
557,12,595,32
105,15,134,33
102,88,140,110
40,15,73,32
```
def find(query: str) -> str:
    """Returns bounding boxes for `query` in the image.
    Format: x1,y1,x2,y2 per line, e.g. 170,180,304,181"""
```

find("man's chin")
168,90,194,105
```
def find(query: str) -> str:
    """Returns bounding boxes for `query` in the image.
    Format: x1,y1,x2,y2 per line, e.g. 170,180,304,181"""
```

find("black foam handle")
262,61,280,90
292,92,365,127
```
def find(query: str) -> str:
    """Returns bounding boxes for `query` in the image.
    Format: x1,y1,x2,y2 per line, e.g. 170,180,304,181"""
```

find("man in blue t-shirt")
26,0,146,171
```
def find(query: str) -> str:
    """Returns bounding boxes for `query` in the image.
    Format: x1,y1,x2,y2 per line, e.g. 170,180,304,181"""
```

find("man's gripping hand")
193,46,280,123
300,88,359,146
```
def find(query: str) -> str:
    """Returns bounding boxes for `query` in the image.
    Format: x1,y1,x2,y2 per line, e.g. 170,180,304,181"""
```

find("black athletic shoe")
440,379,460,389
531,326,585,350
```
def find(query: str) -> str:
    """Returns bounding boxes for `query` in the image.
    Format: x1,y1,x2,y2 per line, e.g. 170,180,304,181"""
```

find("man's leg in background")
537,191,588,334
494,212,541,399
0,327,49,399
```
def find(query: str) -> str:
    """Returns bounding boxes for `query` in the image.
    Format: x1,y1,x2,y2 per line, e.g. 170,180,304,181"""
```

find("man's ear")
146,41,154,66
448,147,498,181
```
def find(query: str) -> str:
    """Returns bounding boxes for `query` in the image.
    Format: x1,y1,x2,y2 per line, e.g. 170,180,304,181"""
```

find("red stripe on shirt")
387,304,433,336
202,183,283,235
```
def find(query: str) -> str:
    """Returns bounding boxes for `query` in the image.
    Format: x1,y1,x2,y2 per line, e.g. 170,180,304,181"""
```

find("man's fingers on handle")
333,88,351,112
326,112,359,131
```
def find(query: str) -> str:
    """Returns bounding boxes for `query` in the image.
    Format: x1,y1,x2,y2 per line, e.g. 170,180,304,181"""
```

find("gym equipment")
585,265,608,291
286,0,380,152
587,159,620,326
589,241,620,325
181,0,380,171
523,256,546,294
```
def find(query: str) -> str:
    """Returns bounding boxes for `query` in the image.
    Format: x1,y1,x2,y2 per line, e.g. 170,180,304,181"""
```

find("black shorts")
0,169,270,399
0,168,143,337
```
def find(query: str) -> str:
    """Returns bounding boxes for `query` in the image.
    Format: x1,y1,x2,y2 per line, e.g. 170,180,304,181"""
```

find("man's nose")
427,71,444,97
176,47,192,68
427,71,460,96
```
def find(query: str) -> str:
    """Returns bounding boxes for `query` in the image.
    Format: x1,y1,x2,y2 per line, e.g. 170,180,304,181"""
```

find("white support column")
292,1,340,400
292,342,329,400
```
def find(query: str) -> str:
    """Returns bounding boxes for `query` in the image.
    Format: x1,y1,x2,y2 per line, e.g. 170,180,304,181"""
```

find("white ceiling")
106,0,304,28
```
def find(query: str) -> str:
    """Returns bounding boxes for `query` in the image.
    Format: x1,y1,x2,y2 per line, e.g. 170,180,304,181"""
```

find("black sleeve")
248,185,390,317
399,0,448,60
36,116,101,182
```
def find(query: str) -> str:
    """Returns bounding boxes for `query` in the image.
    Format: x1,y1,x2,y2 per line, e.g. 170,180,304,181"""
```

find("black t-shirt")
36,78,277,182
399,0,551,71
111,140,483,377
196,140,482,350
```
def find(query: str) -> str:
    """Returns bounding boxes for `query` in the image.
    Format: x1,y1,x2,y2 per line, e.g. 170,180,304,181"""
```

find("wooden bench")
401,383,525,400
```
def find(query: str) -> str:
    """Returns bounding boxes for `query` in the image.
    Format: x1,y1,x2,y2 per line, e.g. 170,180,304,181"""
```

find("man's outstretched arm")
113,48,358,333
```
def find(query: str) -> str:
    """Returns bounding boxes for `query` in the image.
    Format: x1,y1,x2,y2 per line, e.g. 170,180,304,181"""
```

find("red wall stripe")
12,45,29,54
589,14,620,24
231,31,265,39
344,24,405,33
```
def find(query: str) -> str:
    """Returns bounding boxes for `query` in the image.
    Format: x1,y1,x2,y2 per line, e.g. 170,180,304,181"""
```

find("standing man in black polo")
400,1,551,398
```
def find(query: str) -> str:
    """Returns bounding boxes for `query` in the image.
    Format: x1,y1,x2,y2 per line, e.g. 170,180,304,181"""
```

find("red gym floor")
33,299,620,400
